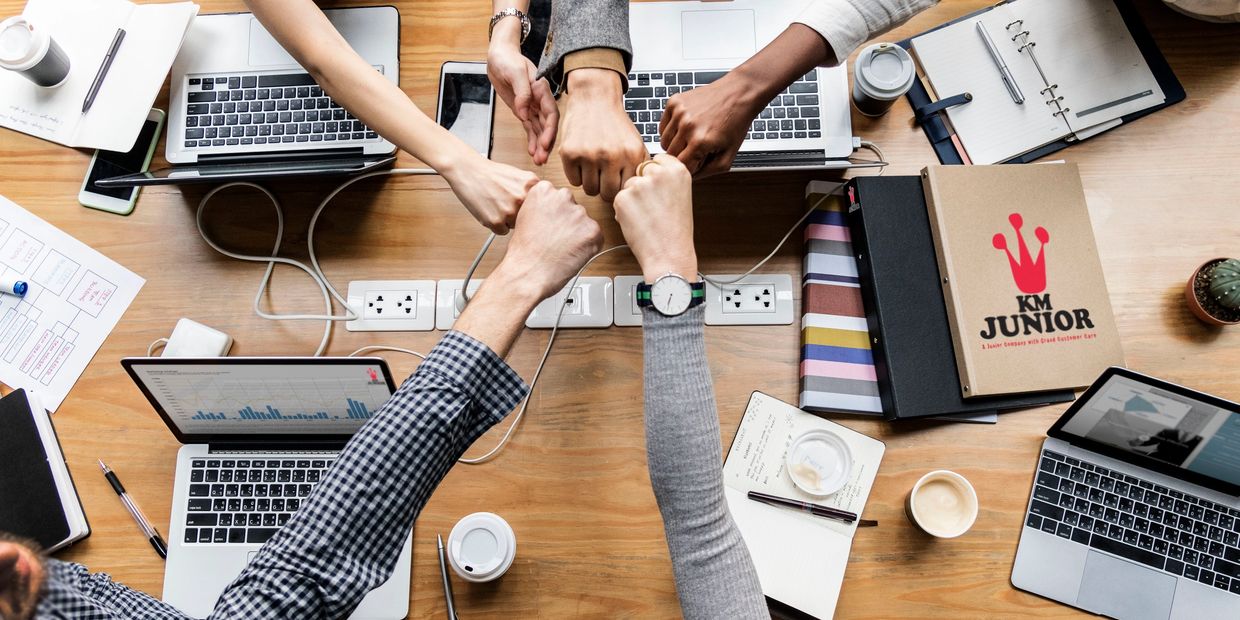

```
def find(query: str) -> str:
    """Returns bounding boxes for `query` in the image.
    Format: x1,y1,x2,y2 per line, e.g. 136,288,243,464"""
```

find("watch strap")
489,8,531,43
635,281,705,308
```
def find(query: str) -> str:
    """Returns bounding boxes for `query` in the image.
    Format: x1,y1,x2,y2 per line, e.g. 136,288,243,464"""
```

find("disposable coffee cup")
447,512,516,583
906,470,978,538
851,42,915,117
0,16,71,88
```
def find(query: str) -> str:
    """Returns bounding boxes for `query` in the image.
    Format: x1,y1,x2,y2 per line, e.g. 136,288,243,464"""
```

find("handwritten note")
0,195,144,411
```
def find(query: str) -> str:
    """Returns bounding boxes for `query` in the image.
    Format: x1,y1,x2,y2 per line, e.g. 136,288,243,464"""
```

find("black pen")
748,491,878,527
81,28,126,114
99,459,167,559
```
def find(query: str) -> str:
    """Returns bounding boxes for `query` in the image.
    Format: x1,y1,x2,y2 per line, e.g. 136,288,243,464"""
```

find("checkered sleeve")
208,331,528,619
35,559,191,619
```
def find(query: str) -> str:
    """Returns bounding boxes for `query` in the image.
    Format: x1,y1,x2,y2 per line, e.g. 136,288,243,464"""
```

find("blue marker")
0,276,27,297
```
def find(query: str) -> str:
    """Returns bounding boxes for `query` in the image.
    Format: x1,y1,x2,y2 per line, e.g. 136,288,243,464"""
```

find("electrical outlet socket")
435,279,484,331
704,274,795,326
345,280,436,332
525,277,613,328
613,275,645,327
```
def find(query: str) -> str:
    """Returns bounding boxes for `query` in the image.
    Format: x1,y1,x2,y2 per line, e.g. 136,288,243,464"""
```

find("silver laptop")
1013,367,1240,619
99,7,399,187
121,357,412,620
628,0,869,172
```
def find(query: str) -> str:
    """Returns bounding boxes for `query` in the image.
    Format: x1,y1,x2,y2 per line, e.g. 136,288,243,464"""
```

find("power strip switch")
704,274,795,326
435,279,484,331
345,280,437,332
612,275,645,327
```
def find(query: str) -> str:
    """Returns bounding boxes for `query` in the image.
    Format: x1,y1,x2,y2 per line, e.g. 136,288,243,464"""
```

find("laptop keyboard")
182,73,380,150
1027,449,1240,596
184,457,335,545
623,70,823,144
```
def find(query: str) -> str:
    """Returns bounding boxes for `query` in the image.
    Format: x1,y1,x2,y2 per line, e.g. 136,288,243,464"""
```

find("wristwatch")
489,8,532,44
636,273,705,317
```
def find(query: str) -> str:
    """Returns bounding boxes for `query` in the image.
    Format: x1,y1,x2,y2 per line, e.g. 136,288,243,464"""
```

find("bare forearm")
245,0,476,172
451,267,542,358
729,23,833,113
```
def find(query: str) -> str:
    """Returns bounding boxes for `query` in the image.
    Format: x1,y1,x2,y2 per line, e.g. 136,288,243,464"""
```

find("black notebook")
846,176,1075,420
0,389,89,551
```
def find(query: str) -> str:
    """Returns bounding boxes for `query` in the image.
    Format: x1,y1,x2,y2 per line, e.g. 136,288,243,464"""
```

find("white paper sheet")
723,392,885,619
0,195,144,411
0,0,197,151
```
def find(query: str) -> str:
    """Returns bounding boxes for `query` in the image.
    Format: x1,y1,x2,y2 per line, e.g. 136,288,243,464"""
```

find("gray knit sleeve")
536,0,633,93
641,305,769,619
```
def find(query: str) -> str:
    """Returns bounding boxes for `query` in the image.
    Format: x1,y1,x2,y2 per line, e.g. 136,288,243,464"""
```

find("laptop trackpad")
248,17,299,67
1077,551,1176,620
681,9,755,60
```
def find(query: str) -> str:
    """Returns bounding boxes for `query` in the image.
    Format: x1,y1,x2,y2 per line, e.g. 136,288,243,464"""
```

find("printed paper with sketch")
0,195,144,411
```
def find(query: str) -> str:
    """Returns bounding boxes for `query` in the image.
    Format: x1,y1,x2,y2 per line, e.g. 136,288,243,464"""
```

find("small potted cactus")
1186,258,1240,326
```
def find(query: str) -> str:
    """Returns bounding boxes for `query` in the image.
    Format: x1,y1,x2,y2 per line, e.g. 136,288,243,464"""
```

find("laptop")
627,0,873,172
1012,367,1240,619
97,7,400,188
121,356,412,619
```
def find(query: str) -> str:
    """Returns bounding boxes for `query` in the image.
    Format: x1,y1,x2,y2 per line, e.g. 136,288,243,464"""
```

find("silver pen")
976,21,1024,104
437,534,458,619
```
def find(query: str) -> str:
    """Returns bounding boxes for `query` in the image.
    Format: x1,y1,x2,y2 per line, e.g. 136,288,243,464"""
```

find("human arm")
209,182,602,619
612,156,768,619
661,0,937,176
488,1,559,165
244,0,537,234
534,0,646,201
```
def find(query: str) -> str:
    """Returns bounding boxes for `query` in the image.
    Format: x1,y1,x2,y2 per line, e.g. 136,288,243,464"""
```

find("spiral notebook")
908,0,1182,165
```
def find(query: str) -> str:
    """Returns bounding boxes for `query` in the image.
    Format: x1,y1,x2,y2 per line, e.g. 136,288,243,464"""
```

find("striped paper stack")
798,182,883,415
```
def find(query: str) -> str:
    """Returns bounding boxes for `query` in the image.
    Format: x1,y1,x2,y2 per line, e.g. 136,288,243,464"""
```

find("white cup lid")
785,429,853,496
0,17,47,69
448,512,516,582
855,43,915,99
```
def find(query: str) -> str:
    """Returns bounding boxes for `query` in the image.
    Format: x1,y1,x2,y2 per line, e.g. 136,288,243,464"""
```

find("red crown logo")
992,213,1049,294
367,368,378,382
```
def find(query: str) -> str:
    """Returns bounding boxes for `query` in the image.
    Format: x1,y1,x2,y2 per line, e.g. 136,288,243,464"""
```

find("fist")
613,155,698,282
499,181,605,301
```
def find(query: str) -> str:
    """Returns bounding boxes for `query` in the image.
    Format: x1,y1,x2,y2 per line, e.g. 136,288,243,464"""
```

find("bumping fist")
612,154,698,282
497,181,605,302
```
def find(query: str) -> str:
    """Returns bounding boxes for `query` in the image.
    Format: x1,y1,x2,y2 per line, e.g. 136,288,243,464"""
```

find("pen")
975,22,1023,105
98,459,167,559
81,28,126,114
0,276,27,297
747,491,878,527
437,534,458,620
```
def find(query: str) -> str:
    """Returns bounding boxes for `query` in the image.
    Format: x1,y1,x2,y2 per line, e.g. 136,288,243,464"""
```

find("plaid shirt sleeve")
205,330,528,619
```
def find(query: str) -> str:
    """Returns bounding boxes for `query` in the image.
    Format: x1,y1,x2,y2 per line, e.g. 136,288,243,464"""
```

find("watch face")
650,276,692,316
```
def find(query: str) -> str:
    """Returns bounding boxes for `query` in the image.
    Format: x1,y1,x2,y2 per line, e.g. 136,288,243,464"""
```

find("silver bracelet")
489,8,531,44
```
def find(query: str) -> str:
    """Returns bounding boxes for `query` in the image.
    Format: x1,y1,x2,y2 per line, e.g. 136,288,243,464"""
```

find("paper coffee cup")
906,470,978,538
447,512,516,583
0,16,71,88
851,42,915,117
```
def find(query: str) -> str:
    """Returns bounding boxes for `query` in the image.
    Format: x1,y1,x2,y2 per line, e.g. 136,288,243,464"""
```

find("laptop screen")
122,357,397,443
1051,371,1240,492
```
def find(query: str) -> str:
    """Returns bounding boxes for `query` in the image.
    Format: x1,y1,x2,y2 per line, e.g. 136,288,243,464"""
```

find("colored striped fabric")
799,185,883,414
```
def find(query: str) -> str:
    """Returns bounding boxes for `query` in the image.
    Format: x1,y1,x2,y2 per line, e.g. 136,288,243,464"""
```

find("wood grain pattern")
0,1,1236,618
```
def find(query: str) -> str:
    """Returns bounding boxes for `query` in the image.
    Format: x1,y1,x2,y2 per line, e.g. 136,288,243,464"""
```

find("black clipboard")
900,0,1185,165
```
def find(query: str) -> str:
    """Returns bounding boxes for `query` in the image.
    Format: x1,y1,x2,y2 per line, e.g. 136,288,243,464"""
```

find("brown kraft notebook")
921,164,1124,398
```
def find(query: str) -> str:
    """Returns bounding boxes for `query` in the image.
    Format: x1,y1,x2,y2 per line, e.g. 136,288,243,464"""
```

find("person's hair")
0,531,47,620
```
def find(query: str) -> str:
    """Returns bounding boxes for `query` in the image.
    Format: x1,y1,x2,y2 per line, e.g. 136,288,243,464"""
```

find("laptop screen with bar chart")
121,357,397,443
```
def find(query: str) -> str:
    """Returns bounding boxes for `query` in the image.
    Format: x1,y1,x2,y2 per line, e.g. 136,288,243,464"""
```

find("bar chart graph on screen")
127,362,395,434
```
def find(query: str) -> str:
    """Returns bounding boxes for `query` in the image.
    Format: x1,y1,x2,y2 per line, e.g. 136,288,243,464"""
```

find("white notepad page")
912,5,1068,165
912,0,1164,164
1019,0,1164,130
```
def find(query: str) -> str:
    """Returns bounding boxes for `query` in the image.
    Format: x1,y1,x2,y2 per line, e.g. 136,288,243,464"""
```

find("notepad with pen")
901,0,1184,165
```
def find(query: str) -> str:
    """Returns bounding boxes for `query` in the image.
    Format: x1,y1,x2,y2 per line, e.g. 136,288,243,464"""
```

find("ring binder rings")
899,0,1184,165
1005,20,1072,128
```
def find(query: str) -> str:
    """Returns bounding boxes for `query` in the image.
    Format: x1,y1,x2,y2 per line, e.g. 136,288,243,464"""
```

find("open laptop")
627,0,873,172
121,356,412,619
97,7,399,188
1013,367,1240,619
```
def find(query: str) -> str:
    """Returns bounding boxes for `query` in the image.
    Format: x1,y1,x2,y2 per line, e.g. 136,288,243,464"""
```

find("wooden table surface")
1,0,1237,617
